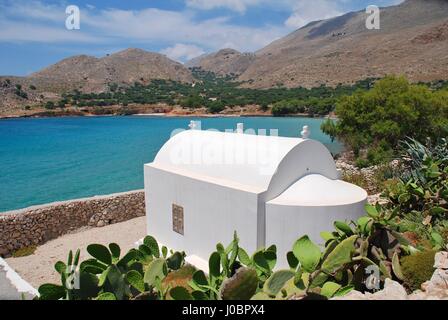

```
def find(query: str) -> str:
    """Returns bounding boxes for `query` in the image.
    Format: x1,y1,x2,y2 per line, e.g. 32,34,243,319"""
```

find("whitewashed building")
144,126,367,268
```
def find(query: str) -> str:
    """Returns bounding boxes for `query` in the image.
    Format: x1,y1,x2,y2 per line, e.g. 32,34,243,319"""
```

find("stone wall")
0,190,145,257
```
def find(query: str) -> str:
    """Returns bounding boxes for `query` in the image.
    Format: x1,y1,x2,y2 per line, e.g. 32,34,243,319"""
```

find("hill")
186,49,256,77
29,48,193,92
0,49,193,116
238,0,448,88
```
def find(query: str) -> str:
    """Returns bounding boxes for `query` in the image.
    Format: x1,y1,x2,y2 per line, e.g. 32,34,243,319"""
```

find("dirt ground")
5,217,146,288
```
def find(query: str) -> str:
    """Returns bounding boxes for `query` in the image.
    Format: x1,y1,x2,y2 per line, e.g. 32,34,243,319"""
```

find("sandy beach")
5,217,146,289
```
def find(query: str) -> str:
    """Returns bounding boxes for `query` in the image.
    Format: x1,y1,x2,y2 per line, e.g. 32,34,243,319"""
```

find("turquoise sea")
0,116,342,212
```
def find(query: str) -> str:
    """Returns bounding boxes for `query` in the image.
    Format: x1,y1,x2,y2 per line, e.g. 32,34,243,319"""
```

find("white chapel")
144,124,367,268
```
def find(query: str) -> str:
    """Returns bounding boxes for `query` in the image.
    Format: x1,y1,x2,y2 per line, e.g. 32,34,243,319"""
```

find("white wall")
144,165,261,261
265,201,366,269
265,140,338,201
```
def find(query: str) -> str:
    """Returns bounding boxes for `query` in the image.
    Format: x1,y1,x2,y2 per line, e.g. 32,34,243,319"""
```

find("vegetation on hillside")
321,76,448,167
384,138,448,250
44,69,377,115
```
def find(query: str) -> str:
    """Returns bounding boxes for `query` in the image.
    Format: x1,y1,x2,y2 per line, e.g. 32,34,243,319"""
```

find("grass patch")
12,245,37,258
401,250,436,292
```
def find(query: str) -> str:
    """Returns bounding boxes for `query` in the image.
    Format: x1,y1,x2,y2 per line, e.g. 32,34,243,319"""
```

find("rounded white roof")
149,130,338,195
267,174,367,207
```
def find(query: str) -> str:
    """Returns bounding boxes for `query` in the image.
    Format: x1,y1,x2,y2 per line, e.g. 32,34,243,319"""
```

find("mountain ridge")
29,48,193,92
0,48,194,114
185,48,256,76
238,0,448,88
1,0,448,115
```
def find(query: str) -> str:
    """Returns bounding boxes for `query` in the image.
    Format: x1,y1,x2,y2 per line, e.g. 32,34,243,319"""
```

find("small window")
172,204,184,235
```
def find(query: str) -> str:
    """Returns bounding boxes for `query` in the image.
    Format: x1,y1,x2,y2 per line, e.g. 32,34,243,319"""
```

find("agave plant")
384,138,448,249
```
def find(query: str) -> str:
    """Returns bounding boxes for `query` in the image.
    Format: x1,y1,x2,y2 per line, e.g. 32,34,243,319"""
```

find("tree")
207,100,225,114
180,95,204,108
45,101,56,110
321,76,448,166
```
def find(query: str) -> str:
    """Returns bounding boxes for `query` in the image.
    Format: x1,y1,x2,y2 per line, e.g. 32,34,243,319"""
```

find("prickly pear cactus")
220,267,258,300
162,264,197,293
263,270,295,296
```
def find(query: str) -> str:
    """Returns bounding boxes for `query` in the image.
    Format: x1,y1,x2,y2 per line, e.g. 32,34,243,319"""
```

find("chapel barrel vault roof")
149,130,339,196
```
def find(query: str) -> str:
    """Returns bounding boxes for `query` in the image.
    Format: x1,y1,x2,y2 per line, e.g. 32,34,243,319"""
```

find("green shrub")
322,76,448,166
401,250,436,292
383,138,448,249
207,101,225,114
45,101,55,110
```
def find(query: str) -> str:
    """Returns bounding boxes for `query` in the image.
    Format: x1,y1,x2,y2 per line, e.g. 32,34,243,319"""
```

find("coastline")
0,111,333,120
0,104,335,120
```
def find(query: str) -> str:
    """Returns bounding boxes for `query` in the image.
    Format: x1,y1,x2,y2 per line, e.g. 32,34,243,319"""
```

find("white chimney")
189,120,200,130
301,125,310,139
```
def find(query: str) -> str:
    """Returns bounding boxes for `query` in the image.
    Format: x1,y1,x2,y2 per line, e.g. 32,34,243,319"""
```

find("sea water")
0,116,341,212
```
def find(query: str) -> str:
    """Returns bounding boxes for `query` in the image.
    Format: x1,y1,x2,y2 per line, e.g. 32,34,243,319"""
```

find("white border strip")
0,257,38,297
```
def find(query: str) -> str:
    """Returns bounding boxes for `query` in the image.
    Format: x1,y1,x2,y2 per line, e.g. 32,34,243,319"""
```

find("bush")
271,103,298,116
401,250,436,292
383,138,448,250
12,245,37,258
45,101,55,110
207,101,225,114
322,76,448,165
180,95,204,108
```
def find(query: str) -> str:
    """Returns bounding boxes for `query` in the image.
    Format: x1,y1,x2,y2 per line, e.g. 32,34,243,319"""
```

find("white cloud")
161,44,205,62
0,20,101,43
0,1,286,53
185,0,263,13
81,8,284,52
285,0,343,29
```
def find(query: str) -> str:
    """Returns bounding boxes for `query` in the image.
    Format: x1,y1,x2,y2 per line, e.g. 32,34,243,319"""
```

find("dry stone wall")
0,190,145,257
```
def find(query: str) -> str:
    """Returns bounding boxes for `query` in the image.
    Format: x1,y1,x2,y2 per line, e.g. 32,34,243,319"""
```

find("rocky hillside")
0,49,194,116
2,0,448,116
186,48,256,76
238,0,448,88
29,48,193,92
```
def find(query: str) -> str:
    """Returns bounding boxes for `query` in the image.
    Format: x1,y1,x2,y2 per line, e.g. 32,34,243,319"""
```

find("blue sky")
0,0,403,76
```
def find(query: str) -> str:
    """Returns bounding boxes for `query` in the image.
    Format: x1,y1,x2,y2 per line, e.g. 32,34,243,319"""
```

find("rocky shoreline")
0,103,330,120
